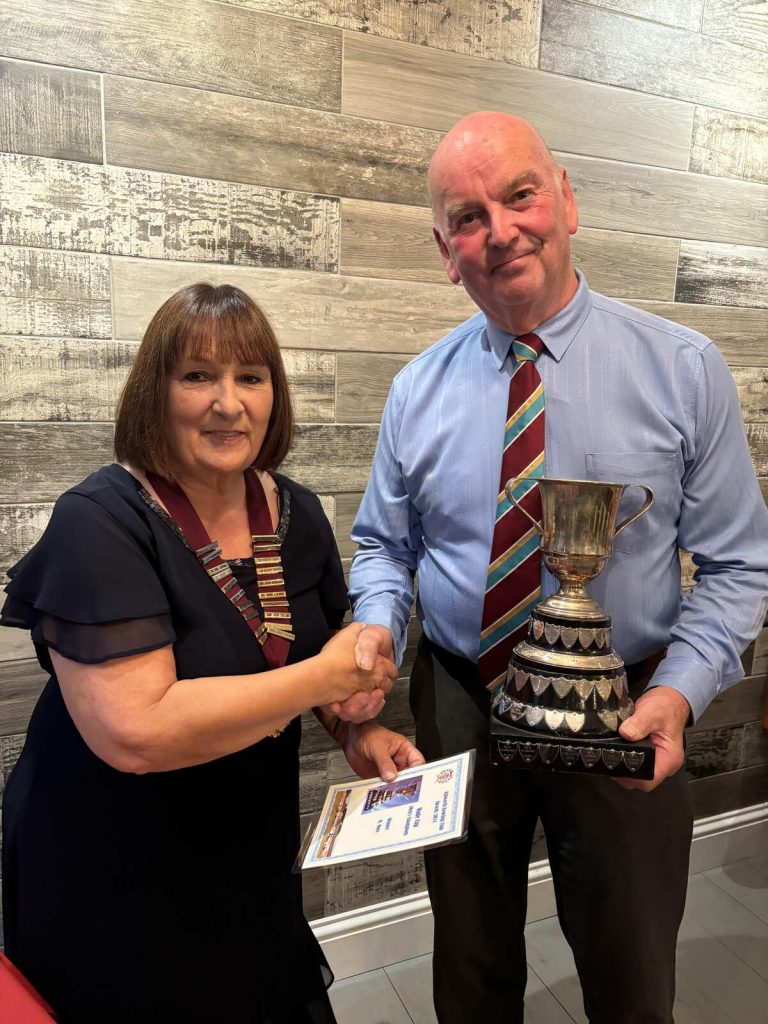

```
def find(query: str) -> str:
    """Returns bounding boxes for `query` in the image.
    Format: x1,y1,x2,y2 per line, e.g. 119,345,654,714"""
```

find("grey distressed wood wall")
1,0,767,927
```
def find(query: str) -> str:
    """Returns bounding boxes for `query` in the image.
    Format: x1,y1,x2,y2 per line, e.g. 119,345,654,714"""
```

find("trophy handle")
614,484,654,537
504,477,544,536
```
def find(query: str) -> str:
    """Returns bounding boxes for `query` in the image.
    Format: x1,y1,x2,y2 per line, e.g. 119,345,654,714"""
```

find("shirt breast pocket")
584,452,683,554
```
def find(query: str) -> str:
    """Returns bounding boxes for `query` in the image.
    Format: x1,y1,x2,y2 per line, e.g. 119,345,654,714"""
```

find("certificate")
300,750,475,870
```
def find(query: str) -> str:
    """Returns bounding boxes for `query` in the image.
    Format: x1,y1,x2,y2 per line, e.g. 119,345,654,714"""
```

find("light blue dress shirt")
349,272,768,722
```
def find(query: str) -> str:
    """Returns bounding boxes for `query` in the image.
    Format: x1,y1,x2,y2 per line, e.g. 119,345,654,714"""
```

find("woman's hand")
343,721,425,782
316,623,397,706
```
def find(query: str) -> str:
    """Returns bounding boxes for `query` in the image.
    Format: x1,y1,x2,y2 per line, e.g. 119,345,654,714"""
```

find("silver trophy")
490,477,656,779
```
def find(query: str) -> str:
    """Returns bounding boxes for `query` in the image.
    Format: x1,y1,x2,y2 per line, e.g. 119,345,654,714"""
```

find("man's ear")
561,169,579,236
433,227,461,285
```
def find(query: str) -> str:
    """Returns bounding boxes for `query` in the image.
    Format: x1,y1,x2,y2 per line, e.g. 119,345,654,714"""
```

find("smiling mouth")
492,251,535,272
205,430,246,440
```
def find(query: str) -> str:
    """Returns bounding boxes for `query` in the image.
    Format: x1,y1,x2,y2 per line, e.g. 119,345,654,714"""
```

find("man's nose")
488,207,520,248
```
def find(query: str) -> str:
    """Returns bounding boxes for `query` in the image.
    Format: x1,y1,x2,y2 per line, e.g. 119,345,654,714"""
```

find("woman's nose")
211,378,243,416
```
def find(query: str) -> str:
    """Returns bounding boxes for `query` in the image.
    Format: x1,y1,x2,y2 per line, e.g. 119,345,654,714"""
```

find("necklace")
146,470,294,670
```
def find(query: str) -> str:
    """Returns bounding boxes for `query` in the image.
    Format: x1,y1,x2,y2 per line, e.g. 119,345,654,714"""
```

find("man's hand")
354,623,394,670
344,721,425,782
317,623,396,721
617,685,691,792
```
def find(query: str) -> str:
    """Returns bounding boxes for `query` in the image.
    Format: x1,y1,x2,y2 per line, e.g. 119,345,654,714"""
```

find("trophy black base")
490,719,655,780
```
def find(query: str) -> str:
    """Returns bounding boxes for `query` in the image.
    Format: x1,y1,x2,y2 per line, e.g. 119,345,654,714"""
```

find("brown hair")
114,283,293,478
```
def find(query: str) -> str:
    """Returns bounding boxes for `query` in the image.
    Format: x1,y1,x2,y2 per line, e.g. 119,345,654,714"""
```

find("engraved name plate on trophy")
490,477,656,780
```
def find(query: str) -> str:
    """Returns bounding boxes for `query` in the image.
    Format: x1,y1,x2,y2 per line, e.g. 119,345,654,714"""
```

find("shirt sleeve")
648,343,768,721
348,381,421,665
1,490,176,665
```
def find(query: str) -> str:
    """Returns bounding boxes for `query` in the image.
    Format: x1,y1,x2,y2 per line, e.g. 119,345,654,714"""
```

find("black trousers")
410,637,693,1024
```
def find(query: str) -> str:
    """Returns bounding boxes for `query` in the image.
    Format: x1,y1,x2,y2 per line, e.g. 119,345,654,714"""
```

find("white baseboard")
311,801,768,980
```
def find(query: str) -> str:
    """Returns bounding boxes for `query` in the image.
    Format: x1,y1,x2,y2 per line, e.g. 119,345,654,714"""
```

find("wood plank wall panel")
0,423,115,503
105,76,438,206
702,0,768,53
0,660,46,737
1,154,340,272
690,108,768,184
0,60,102,163
731,368,768,422
336,353,411,423
541,0,768,117
0,0,342,110
2,0,768,925
340,199,445,284
0,247,111,338
576,0,703,30
220,0,543,65
111,257,479,354
0,339,133,422
563,154,768,248
342,33,694,170
334,493,364,560
676,241,768,309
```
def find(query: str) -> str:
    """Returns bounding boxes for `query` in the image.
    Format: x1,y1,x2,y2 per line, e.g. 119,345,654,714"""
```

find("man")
348,111,768,1023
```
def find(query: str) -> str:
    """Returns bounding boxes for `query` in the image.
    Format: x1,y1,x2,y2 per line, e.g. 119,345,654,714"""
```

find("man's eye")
513,189,534,202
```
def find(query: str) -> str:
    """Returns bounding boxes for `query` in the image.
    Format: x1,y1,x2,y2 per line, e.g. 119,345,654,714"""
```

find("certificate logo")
435,769,454,784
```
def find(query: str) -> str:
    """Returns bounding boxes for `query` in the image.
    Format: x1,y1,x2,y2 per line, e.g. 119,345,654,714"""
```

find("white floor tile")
705,858,768,924
385,955,438,1024
524,917,587,1024
525,964,578,1023
329,968,413,1024
685,873,768,980
676,911,768,1024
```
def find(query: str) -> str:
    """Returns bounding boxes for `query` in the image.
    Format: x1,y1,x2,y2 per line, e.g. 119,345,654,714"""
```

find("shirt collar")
484,269,593,369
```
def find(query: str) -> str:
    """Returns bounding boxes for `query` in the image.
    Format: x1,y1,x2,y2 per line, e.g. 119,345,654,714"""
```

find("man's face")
430,126,578,332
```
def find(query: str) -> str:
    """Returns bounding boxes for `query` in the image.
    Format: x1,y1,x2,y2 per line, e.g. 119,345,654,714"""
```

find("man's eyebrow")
506,169,544,191
444,169,545,221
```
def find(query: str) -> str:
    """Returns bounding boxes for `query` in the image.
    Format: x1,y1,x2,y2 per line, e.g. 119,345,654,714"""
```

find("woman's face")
166,354,274,481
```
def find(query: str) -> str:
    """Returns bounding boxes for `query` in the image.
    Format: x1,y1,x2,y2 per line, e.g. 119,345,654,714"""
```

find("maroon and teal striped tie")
478,333,545,691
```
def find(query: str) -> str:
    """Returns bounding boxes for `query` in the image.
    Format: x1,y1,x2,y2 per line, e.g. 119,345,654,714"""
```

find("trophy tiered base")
490,604,655,780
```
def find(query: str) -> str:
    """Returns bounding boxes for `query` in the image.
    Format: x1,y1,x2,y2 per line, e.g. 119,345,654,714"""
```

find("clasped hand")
317,622,396,711
319,623,395,724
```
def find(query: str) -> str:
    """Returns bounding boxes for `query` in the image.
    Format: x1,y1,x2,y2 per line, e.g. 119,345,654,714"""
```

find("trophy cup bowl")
490,477,657,779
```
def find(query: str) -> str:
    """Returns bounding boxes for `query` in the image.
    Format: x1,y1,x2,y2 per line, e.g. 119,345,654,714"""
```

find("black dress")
1,464,348,1024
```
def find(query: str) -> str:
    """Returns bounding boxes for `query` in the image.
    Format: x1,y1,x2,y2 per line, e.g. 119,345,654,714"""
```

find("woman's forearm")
53,626,392,774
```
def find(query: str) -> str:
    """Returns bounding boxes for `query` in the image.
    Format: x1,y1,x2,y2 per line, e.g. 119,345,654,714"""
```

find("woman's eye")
241,375,262,385
183,371,209,382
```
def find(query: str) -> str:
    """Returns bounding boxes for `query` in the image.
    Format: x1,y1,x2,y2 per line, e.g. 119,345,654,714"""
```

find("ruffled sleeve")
2,490,175,665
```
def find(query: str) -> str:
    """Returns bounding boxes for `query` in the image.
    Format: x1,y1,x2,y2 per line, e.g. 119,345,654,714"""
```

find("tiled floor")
329,853,768,1024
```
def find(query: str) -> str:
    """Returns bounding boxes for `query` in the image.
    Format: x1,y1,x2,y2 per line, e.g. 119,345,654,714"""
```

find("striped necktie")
477,333,545,691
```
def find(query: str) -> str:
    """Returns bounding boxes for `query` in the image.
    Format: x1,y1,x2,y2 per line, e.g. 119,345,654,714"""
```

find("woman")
1,283,423,1023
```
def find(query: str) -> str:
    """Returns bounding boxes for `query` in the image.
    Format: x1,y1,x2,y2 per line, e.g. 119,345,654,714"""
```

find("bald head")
425,110,578,335
428,112,559,210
